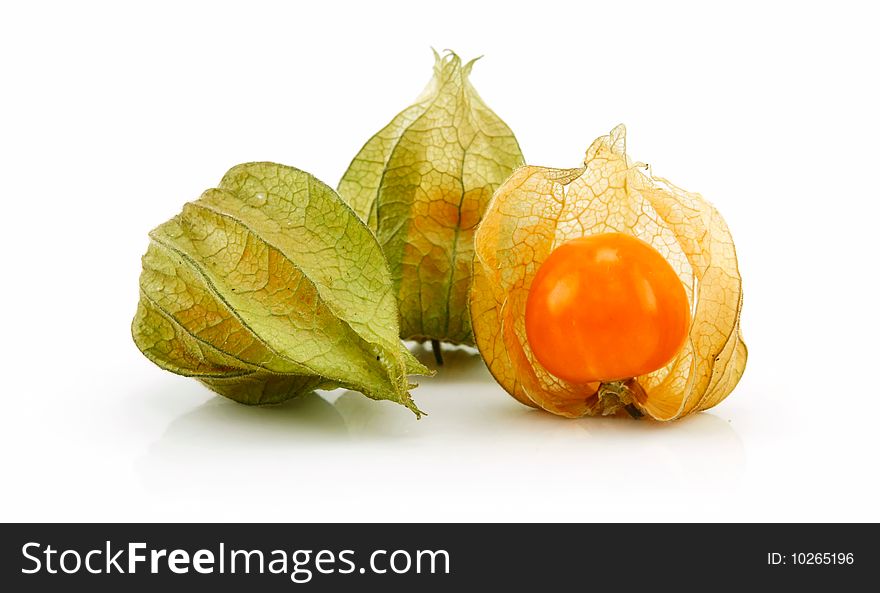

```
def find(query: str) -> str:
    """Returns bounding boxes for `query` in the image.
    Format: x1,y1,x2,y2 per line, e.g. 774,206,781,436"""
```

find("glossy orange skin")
525,233,690,384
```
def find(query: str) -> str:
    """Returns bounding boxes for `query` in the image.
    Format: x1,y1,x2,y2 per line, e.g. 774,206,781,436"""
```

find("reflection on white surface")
149,392,349,444
135,343,745,521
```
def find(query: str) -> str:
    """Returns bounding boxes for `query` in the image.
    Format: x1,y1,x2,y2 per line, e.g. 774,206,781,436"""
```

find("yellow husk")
470,125,747,420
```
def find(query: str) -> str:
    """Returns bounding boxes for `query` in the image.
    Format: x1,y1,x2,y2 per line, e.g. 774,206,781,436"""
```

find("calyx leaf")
338,50,524,345
471,125,747,421
132,162,430,415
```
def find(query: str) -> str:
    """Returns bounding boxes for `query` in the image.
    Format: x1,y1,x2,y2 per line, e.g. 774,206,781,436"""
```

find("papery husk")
338,50,524,346
470,125,747,420
132,162,429,415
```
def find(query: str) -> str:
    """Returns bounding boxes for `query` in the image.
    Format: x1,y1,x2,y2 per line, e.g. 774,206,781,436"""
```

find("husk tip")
430,48,481,77
584,123,628,164
405,395,426,419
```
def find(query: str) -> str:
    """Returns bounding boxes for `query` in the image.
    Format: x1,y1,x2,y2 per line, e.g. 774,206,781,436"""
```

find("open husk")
470,125,746,421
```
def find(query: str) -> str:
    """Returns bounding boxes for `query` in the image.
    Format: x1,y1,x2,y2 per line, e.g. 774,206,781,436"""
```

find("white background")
1,0,878,522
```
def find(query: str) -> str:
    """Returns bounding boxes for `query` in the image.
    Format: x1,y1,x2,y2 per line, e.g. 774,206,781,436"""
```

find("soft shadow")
151,392,349,445
329,384,746,494
408,341,491,383
331,390,420,438
135,392,350,492
461,406,748,494
523,404,745,444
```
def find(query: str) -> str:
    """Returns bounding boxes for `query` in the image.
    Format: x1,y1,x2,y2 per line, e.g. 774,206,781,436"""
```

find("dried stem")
431,339,444,366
